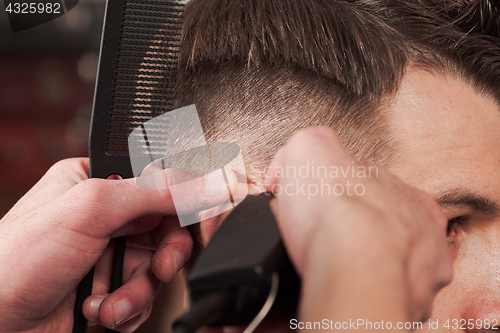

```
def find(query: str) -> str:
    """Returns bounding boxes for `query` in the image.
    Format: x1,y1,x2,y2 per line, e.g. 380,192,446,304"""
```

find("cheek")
429,265,465,323
431,234,500,324
455,233,500,292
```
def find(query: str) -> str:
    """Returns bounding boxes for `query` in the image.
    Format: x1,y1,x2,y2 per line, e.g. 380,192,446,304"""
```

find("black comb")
72,0,185,332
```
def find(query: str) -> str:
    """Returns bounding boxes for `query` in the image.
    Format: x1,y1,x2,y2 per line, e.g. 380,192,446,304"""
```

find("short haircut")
173,0,410,186
173,0,500,187
174,0,500,268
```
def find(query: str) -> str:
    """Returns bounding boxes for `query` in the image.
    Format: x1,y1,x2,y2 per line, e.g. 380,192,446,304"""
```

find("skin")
0,138,451,333
1,66,490,332
179,68,500,332
385,69,500,332
0,160,236,332
179,126,453,333
264,127,452,326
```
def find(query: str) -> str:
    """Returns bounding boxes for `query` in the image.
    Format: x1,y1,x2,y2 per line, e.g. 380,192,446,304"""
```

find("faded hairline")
173,0,411,188
174,0,500,267
172,0,500,188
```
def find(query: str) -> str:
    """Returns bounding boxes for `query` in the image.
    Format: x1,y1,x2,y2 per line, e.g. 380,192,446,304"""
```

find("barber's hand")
0,158,236,333
265,127,453,326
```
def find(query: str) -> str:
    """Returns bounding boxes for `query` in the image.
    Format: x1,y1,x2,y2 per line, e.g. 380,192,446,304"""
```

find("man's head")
173,0,410,183
173,0,500,329
380,0,500,329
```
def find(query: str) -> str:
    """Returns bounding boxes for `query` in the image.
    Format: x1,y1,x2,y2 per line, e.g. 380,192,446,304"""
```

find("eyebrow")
436,189,500,217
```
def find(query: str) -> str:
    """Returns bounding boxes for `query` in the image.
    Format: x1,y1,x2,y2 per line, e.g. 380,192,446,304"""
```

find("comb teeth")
106,0,185,156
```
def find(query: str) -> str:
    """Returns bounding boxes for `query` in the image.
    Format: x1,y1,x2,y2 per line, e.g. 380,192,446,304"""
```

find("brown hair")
173,0,410,186
383,0,500,104
174,0,500,268
416,0,500,38
173,0,500,187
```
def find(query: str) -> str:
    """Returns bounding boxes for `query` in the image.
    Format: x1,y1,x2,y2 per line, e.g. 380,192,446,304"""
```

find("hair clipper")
173,193,300,333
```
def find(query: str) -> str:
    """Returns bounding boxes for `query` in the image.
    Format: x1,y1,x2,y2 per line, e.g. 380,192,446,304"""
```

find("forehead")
385,69,500,196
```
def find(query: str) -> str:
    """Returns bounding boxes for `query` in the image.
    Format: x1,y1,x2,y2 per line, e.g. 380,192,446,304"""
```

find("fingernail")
88,296,105,320
172,249,184,271
172,250,184,271
204,171,229,198
113,299,132,327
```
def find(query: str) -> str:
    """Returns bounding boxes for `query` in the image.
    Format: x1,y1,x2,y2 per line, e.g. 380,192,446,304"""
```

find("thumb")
0,167,238,318
134,167,239,215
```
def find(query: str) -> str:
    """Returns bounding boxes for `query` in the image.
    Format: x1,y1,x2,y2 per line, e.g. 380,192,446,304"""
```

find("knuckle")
294,126,340,146
43,158,90,190
428,200,448,229
77,178,109,202
70,179,112,227
413,188,447,229
48,158,76,172
156,168,172,189
47,158,87,176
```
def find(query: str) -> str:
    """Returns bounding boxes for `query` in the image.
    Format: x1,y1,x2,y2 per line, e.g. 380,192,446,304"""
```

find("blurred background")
0,0,185,331
0,0,101,215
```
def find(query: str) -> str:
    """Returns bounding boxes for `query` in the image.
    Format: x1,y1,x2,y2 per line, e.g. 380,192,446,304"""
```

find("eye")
446,215,468,239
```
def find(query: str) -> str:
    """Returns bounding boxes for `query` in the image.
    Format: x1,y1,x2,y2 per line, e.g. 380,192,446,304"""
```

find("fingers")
263,126,452,323
111,305,153,333
262,127,353,268
55,168,238,240
264,126,348,192
86,229,166,331
84,259,160,331
263,126,354,223
92,241,116,295
407,197,453,321
152,215,193,281
112,215,164,239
